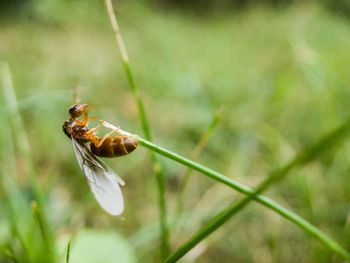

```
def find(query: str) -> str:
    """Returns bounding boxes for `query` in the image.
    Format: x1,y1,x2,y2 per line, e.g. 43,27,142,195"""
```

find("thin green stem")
1,63,38,191
1,62,55,261
176,106,223,215
66,240,71,263
104,0,169,258
0,116,31,260
136,117,350,262
138,136,253,193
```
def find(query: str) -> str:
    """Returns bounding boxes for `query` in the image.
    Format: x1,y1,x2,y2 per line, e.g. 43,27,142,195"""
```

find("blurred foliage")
1,0,350,19
156,0,295,12
324,0,350,17
0,0,29,15
159,0,350,17
1,0,350,262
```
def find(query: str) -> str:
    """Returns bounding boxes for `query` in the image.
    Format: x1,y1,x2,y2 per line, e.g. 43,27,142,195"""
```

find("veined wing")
71,138,125,216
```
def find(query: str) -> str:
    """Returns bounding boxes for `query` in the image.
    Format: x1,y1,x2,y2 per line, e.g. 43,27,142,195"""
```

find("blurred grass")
1,0,350,262
176,106,224,215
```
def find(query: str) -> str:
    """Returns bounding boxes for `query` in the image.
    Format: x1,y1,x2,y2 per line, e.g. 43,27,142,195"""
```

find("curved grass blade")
136,116,350,262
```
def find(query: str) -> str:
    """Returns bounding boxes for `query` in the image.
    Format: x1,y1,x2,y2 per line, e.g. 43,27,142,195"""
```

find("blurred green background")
1,0,350,262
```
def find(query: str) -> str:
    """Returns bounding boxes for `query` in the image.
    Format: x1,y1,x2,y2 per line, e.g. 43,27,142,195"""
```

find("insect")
62,103,138,215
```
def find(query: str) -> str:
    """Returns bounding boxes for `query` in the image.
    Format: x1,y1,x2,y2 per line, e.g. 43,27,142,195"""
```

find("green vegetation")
1,0,350,262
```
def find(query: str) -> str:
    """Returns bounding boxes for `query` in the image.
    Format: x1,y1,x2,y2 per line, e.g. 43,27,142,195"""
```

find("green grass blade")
66,240,71,263
104,0,169,258
162,118,350,262
0,114,32,260
1,62,55,262
136,116,350,262
1,62,42,204
165,194,350,263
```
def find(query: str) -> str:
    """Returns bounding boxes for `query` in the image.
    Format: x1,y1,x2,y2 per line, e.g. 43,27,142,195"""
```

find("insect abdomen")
91,136,138,158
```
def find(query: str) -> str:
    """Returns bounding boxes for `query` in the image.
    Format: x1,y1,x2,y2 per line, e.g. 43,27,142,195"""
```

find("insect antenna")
71,78,81,105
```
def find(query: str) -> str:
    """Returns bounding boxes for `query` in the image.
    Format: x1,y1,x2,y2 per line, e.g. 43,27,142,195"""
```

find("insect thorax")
62,120,90,142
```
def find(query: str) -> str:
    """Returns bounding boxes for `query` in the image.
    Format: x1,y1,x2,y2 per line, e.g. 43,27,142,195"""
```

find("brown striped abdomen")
90,136,138,158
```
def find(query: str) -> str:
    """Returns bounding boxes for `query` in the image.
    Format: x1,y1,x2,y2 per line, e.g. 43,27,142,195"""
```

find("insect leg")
86,124,102,134
81,110,88,125
94,129,118,148
99,120,132,137
88,116,96,121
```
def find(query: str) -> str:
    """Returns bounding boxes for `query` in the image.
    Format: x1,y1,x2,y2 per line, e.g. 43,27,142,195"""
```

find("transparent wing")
71,138,125,216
